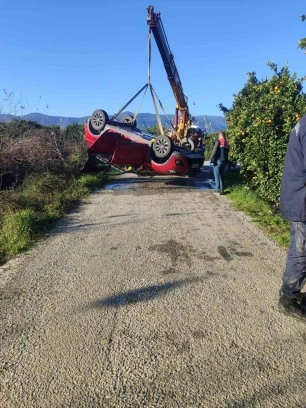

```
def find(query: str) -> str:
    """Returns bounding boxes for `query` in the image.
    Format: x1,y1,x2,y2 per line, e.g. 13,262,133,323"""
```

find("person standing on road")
279,114,306,321
210,131,230,195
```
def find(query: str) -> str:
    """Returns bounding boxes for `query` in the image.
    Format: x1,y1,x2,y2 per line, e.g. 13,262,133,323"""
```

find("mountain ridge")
0,112,227,133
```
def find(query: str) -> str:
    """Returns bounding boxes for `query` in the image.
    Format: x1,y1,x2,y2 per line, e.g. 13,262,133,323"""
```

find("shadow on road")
89,276,205,308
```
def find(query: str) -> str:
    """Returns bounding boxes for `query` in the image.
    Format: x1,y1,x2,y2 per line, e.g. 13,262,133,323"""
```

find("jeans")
282,221,306,298
213,160,226,192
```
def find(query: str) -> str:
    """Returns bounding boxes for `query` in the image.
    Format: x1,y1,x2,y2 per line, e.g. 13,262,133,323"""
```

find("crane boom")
147,5,190,138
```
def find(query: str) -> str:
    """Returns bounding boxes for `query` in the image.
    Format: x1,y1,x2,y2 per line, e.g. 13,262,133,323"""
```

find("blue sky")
0,0,305,119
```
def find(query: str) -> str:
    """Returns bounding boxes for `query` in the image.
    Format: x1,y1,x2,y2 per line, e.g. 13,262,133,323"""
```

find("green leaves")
299,14,306,51
221,63,306,206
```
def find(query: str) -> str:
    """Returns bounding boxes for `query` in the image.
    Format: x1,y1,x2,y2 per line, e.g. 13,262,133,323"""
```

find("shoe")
213,191,220,195
278,293,306,321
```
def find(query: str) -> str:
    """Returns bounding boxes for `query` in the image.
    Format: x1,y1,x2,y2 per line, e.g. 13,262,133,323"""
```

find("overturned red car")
82,109,205,176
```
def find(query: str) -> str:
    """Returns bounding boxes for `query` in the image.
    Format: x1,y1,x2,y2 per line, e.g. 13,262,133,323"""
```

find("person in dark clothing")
279,114,306,321
187,128,204,151
209,132,230,195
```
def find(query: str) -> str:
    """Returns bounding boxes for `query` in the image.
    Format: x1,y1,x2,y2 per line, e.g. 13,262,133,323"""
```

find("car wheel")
121,115,137,129
180,137,195,151
87,118,101,136
152,135,173,159
90,109,109,132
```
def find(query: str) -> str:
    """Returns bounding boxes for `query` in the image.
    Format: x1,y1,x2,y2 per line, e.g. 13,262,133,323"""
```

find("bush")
220,63,306,206
0,121,88,190
0,119,105,264
0,171,106,264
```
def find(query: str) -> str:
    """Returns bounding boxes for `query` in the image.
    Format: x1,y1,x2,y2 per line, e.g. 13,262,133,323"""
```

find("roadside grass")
224,168,289,248
0,171,107,265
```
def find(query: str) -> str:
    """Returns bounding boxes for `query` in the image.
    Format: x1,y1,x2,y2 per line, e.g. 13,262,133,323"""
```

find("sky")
0,0,305,120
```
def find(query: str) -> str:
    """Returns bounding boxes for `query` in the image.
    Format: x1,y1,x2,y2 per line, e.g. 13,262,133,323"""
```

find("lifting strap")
110,83,148,121
147,27,163,135
110,25,174,135
147,27,177,136
150,84,175,132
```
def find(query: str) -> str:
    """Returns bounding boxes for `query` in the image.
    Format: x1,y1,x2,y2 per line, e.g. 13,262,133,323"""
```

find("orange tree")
219,62,306,206
298,14,306,51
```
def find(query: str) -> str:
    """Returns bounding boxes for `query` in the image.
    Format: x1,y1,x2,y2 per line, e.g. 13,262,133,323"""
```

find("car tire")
152,135,173,159
180,137,195,151
90,109,109,132
87,118,101,136
121,115,137,129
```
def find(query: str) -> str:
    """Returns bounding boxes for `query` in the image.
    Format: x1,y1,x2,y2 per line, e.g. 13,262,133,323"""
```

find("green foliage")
0,209,36,256
64,123,84,142
76,173,107,190
299,14,306,51
298,38,306,51
63,123,87,165
145,124,169,135
0,119,42,140
219,63,306,205
0,120,89,189
0,171,106,264
0,117,106,264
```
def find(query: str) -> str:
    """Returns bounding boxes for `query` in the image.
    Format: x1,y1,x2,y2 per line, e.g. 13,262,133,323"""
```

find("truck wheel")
121,115,137,129
90,109,109,131
152,135,173,159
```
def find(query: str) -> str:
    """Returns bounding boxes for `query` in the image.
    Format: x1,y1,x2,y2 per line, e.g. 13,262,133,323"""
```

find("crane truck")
82,6,204,176
147,5,204,149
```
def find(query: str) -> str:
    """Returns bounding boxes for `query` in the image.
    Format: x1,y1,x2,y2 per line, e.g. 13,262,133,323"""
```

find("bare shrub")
0,127,69,189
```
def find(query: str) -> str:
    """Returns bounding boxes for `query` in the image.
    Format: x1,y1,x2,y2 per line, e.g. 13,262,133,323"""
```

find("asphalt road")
0,164,306,408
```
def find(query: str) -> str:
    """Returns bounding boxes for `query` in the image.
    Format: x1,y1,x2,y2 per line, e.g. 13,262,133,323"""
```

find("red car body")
83,115,204,176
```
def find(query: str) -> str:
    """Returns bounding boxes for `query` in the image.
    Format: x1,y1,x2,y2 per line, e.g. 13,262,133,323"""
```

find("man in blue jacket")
279,114,306,320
